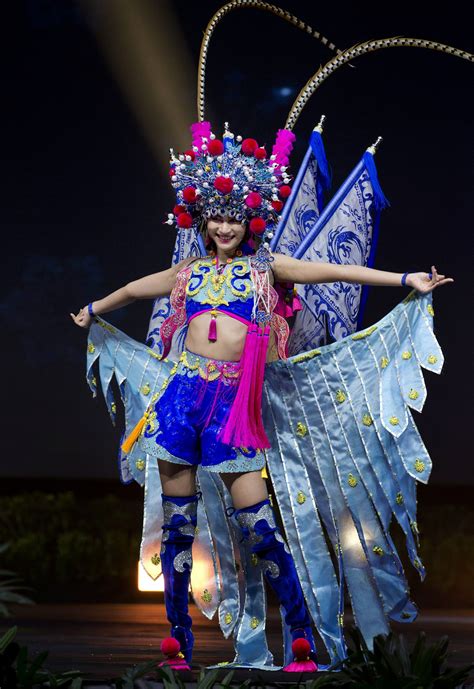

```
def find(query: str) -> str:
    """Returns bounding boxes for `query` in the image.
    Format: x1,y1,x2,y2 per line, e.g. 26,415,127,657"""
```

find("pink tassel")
208,313,217,342
219,325,271,450
252,326,271,444
219,325,258,447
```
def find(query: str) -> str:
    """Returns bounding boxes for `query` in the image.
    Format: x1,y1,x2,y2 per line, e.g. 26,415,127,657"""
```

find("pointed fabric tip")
363,151,390,212
310,129,331,192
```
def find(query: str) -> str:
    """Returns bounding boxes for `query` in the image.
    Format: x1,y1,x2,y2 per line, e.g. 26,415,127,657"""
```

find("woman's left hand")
406,266,454,293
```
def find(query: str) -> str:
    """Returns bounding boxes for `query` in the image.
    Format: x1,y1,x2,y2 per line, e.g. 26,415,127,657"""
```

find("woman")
71,163,452,671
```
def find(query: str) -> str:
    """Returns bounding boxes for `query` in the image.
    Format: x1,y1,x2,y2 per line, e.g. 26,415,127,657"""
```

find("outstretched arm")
271,253,454,293
70,258,194,329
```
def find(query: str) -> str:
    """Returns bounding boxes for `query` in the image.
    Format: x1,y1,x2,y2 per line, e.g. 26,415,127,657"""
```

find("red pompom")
177,212,193,229
292,638,311,659
245,192,262,209
255,147,267,160
184,149,195,161
241,138,259,155
182,186,197,203
173,204,186,216
214,176,234,194
161,637,181,656
249,217,266,234
208,139,224,156
279,185,292,199
271,200,284,213
169,167,176,177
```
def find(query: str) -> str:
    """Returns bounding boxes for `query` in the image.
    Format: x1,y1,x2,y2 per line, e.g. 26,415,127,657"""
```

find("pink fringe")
219,325,271,449
190,121,212,151
283,659,318,673
208,316,217,341
252,326,271,443
271,128,296,173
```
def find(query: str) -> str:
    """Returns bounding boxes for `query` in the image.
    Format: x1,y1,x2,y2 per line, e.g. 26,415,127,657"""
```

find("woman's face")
206,215,246,254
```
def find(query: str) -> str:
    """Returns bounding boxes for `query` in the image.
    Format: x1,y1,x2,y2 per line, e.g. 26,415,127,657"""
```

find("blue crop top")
185,257,255,325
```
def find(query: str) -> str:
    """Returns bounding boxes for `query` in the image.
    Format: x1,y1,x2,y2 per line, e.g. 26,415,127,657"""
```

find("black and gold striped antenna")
197,0,340,122
285,37,474,130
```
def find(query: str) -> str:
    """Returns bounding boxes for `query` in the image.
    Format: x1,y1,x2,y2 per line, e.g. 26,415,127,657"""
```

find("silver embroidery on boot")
260,558,280,578
173,548,193,572
163,499,198,524
235,503,277,545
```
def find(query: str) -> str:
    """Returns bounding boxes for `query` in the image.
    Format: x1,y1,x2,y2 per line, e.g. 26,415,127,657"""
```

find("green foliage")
0,626,83,689
303,627,474,689
0,544,35,618
0,492,141,601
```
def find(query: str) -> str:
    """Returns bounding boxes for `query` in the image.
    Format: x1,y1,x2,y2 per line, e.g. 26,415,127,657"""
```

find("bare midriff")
184,310,248,361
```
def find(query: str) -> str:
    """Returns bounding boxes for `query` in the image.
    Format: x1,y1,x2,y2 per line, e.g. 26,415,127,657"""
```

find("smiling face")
206,215,247,255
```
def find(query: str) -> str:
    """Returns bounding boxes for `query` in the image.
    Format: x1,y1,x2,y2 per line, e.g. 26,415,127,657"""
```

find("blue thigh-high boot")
160,493,199,666
234,498,318,668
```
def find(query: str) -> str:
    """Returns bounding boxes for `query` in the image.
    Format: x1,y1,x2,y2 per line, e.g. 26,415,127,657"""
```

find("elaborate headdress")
165,120,296,248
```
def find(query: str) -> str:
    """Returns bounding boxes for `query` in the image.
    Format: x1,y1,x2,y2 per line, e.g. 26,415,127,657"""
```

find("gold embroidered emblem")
427,304,434,316
427,354,438,364
251,553,259,566
151,553,161,566
135,459,145,471
396,492,404,505
372,545,384,556
250,617,259,629
380,357,389,369
348,473,358,488
389,416,399,426
87,343,95,354
414,458,425,473
335,389,346,403
296,422,308,437
408,389,419,400
141,383,151,396
401,351,412,360
296,491,306,504
362,414,373,426
201,589,212,603
224,613,233,624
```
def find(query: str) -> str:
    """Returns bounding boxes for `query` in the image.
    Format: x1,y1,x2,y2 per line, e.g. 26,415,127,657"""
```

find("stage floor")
1,604,473,682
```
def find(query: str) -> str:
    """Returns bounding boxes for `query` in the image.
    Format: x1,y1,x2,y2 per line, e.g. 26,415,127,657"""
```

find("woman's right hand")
70,307,93,329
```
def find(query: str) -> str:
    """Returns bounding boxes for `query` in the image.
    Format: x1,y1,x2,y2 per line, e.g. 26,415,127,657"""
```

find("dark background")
1,0,472,487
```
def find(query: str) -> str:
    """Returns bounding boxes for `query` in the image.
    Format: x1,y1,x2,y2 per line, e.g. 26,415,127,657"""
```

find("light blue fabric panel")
263,371,346,663
263,291,443,644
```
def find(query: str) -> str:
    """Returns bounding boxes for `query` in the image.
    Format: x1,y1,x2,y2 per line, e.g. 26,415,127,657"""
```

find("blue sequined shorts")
138,349,266,473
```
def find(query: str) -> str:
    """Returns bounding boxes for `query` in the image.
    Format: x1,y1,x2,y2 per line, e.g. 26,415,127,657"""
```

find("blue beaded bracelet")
87,302,95,317
402,271,433,287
